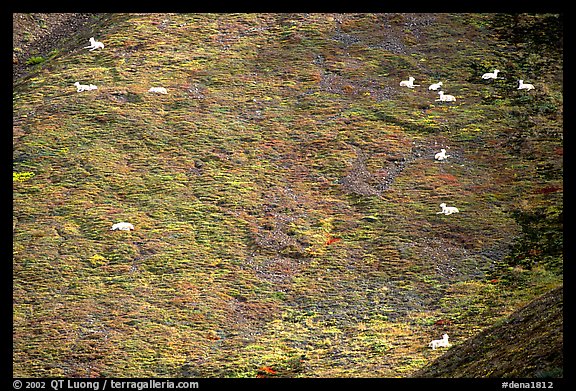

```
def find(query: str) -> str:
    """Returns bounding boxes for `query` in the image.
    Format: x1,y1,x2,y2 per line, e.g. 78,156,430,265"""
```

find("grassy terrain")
13,13,562,378
414,286,563,378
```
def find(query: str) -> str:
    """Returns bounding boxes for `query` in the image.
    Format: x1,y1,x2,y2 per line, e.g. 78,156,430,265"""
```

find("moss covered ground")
13,13,562,377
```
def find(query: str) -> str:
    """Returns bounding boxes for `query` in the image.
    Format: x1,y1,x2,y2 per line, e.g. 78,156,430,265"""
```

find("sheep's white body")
482,69,500,79
110,222,135,231
84,37,104,51
74,82,98,92
148,87,168,94
429,81,443,91
400,77,419,88
436,203,459,215
436,91,456,102
435,149,451,161
518,80,535,91
429,334,451,350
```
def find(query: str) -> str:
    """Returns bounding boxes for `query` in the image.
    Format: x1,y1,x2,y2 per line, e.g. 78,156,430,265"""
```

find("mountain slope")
13,13,106,81
413,286,563,378
13,13,562,378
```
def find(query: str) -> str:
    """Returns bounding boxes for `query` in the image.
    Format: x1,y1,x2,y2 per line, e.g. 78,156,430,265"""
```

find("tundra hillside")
13,13,562,377
415,286,562,378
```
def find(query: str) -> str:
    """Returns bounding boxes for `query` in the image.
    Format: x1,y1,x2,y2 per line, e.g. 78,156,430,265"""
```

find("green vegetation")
13,13,562,378
25,55,45,65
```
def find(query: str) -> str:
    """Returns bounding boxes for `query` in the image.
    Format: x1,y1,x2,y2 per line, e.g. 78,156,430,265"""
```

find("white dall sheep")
84,37,104,51
429,334,451,350
436,203,459,215
110,222,135,231
148,87,168,94
518,80,535,91
428,81,443,91
400,77,420,89
482,69,500,80
436,91,456,102
74,82,98,92
434,148,451,161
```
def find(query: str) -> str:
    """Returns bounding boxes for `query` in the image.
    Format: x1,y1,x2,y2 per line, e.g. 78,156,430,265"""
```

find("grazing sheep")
434,148,451,161
482,69,500,80
518,79,535,91
74,82,98,92
400,77,420,88
84,37,104,51
428,81,443,91
436,91,456,102
148,87,168,94
110,222,135,231
436,203,459,215
429,334,451,350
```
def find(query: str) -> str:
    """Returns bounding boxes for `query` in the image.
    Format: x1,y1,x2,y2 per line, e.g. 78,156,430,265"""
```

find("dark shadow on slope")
413,286,563,378
13,13,110,83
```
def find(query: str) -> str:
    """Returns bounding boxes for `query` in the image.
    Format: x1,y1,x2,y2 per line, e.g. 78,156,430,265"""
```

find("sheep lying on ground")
436,91,456,102
74,82,98,92
400,77,419,88
482,69,500,80
518,80,535,91
84,37,104,51
436,203,459,215
434,148,451,161
110,222,135,231
148,87,168,94
429,334,451,350
428,81,443,91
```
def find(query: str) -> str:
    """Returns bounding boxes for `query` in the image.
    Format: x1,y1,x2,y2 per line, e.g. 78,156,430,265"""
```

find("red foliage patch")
437,173,458,182
257,366,277,377
533,186,562,194
326,237,342,245
260,366,277,374
434,319,453,326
